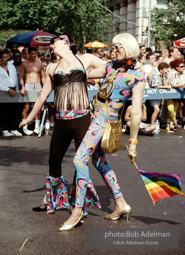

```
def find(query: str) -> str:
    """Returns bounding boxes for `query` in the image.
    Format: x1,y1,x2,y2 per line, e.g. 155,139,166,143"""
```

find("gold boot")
104,204,131,222
58,212,84,231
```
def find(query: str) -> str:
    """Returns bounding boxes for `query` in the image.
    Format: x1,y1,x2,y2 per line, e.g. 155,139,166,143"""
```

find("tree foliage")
151,0,185,47
0,0,112,49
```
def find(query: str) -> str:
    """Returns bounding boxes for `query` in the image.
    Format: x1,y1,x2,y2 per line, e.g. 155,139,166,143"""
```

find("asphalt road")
0,129,185,255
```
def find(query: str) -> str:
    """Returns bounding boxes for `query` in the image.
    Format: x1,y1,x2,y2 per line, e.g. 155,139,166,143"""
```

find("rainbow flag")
137,169,185,204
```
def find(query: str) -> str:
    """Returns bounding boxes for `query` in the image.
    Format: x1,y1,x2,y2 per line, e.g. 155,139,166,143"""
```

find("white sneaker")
2,130,14,137
10,130,23,136
33,128,39,135
23,128,33,135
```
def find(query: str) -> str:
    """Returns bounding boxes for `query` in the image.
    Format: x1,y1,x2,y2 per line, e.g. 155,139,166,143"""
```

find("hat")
50,35,71,46
58,35,71,46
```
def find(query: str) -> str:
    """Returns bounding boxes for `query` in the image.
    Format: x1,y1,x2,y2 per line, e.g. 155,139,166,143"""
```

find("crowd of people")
0,40,185,137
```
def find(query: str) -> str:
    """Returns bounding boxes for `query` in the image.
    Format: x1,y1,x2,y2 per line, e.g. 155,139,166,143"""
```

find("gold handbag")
101,98,124,154
99,69,124,154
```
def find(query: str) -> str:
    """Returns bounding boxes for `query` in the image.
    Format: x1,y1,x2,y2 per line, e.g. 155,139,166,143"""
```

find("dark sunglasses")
50,37,62,45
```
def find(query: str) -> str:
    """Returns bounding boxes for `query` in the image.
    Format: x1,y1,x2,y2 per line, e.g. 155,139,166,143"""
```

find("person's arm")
141,104,147,121
82,53,107,79
19,62,26,95
124,105,132,122
127,81,145,163
148,63,157,80
19,64,54,128
156,76,171,89
40,63,46,87
173,83,185,88
87,66,106,79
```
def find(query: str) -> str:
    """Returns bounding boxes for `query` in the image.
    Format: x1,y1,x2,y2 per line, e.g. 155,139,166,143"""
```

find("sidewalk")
0,130,185,255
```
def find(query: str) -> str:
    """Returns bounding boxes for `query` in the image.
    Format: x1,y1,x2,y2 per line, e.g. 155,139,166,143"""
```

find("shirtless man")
20,47,46,135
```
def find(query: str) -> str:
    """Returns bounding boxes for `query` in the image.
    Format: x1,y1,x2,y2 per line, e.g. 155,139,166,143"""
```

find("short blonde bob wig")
112,33,140,59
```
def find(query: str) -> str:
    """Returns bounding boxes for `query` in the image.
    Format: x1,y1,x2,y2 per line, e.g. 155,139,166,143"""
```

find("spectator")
143,53,157,88
146,47,153,55
139,43,146,56
150,62,171,89
156,54,164,64
12,49,24,127
12,49,22,89
17,45,24,54
41,58,51,73
93,48,105,59
167,46,181,64
22,47,29,62
144,53,162,125
162,49,170,62
50,52,60,64
167,59,185,130
0,50,22,136
125,101,155,135
19,46,46,135
110,50,117,61
135,53,146,72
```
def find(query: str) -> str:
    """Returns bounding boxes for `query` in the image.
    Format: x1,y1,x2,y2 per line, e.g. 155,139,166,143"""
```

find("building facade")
109,0,167,48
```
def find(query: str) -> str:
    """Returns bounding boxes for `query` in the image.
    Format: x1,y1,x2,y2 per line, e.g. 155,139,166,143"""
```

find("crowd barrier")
1,88,185,137
0,88,185,103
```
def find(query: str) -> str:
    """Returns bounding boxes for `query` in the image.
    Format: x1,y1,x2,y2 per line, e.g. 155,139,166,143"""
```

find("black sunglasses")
50,37,62,45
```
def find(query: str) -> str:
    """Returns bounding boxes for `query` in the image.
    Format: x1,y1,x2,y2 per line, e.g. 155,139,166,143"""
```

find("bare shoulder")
21,60,28,67
47,63,57,76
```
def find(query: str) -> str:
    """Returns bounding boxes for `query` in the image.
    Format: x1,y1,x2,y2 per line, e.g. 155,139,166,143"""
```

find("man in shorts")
19,47,46,135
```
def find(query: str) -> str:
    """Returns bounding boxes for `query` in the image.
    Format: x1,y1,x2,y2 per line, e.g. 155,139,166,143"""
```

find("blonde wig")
112,33,140,59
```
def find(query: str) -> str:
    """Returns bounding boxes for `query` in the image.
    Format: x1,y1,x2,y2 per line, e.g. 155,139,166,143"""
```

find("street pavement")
0,129,185,255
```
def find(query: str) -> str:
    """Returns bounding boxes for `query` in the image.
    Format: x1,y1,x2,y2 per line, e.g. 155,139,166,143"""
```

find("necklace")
112,59,136,70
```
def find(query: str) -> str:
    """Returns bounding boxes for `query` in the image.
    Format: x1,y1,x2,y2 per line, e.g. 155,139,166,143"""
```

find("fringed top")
53,68,90,111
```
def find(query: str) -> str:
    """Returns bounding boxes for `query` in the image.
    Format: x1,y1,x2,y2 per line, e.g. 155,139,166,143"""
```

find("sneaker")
23,128,33,136
10,130,22,136
49,125,54,135
2,130,14,137
33,128,39,135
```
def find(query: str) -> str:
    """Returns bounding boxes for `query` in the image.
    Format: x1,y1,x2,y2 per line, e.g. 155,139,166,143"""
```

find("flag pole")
126,145,155,205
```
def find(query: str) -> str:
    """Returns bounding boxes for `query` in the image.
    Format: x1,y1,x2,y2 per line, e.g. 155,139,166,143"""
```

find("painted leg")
92,146,131,221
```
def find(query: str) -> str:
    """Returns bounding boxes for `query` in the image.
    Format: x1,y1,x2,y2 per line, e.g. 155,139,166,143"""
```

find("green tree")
151,0,185,47
0,0,112,49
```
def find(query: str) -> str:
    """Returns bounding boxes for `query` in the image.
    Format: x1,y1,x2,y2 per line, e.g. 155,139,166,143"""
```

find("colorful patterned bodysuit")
70,62,145,214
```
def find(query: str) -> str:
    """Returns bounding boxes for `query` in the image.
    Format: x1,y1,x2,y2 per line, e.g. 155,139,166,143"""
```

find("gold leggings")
166,100,179,123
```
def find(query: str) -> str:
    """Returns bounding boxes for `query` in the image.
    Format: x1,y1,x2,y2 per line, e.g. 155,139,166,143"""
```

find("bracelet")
129,138,138,145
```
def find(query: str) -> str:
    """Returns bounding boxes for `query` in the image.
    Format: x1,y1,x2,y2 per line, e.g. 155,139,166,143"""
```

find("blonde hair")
112,33,140,58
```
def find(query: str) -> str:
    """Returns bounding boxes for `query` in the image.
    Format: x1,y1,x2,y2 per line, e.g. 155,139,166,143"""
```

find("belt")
92,96,119,114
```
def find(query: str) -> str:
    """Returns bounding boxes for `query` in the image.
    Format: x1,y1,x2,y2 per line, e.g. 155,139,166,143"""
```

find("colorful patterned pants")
72,108,123,210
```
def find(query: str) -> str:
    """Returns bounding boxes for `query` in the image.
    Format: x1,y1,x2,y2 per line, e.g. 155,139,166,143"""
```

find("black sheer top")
53,57,89,111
